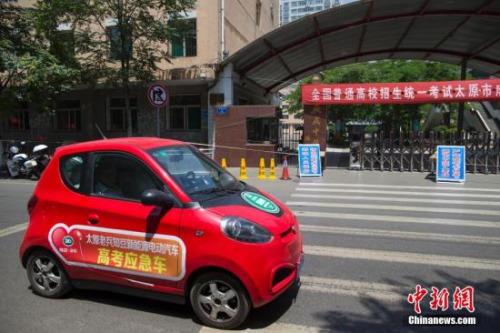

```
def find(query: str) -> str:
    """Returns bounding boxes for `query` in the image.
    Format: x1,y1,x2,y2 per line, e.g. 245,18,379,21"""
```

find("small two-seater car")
20,138,303,329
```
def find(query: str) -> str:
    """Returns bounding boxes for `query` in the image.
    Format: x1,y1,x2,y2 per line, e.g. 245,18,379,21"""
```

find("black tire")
7,167,14,179
190,272,251,329
26,250,72,298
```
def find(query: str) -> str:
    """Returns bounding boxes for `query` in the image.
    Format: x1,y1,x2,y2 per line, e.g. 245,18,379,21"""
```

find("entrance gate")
353,131,500,174
301,78,500,173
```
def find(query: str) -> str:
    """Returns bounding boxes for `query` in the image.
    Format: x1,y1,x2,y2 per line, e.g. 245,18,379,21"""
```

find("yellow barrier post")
257,158,267,180
239,158,248,180
221,158,227,170
269,158,277,180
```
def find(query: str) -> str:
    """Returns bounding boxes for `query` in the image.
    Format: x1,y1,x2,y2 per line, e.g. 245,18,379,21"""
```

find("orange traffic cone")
280,155,291,180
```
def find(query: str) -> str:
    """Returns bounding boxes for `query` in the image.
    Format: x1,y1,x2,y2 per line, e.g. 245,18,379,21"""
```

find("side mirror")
141,189,174,207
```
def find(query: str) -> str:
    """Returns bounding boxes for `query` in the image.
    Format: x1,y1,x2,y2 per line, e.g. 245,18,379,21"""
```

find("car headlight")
220,216,272,244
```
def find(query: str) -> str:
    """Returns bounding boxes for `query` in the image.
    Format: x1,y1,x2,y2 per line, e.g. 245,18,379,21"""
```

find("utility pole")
457,59,467,132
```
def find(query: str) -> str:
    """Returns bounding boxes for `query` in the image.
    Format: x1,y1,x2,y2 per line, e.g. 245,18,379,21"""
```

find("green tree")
0,4,78,112
34,0,196,136
285,60,462,132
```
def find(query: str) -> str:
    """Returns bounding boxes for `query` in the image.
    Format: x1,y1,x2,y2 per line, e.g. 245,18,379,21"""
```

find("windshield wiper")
190,187,239,197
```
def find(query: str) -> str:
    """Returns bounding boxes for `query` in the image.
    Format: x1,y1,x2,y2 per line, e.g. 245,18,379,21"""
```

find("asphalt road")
1,169,499,333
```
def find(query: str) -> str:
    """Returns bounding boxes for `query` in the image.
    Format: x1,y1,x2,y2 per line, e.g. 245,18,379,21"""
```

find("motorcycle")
5,142,29,178
24,144,51,179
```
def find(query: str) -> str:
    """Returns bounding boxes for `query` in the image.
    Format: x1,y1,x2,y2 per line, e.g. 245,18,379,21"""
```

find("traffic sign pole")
147,83,169,138
156,107,160,137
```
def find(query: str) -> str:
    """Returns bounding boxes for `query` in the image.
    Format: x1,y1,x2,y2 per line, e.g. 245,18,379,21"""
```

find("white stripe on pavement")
300,225,500,245
199,323,323,333
300,276,405,302
294,211,500,229
292,193,500,207
299,182,500,193
287,201,500,217
304,245,500,271
296,187,500,199
0,223,28,238
0,180,37,186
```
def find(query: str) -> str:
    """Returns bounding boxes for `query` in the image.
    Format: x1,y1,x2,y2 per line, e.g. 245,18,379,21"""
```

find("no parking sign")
148,83,169,108
148,83,169,137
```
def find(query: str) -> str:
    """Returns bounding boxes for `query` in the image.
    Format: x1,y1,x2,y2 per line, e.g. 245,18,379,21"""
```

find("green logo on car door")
63,236,74,247
241,192,280,214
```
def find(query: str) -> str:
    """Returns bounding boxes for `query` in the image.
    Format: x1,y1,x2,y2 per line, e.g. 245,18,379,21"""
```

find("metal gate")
350,131,500,174
277,124,303,166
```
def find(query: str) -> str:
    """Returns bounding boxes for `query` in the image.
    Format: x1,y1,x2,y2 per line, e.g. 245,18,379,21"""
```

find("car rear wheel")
27,250,72,298
190,272,251,329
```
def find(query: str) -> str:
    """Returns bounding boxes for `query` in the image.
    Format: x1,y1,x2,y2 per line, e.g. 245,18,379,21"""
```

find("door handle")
87,214,100,224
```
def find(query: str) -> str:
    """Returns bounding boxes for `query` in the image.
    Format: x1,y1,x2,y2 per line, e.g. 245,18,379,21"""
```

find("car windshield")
149,145,244,201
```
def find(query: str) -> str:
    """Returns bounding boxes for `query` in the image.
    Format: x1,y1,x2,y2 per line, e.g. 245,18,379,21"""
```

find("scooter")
24,144,51,179
5,142,29,178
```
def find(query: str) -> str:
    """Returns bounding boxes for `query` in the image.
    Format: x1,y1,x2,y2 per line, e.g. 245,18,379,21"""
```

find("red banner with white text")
302,79,500,105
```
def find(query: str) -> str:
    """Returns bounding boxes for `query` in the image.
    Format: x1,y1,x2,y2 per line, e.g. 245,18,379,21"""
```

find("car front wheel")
27,250,72,298
190,272,251,329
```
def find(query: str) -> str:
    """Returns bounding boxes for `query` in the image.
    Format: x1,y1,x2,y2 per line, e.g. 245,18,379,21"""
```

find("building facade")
1,0,279,147
280,0,359,26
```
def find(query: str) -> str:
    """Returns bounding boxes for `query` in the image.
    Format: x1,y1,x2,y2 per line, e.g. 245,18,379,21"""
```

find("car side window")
60,155,85,192
92,153,166,201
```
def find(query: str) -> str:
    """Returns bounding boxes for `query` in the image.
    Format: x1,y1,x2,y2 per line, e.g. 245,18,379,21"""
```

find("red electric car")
19,138,303,329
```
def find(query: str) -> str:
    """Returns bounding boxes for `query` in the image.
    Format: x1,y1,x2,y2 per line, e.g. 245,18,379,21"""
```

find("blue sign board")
217,107,228,115
298,144,322,177
436,145,466,183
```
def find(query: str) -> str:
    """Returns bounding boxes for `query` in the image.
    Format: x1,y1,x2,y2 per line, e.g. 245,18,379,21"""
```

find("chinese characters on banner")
302,79,500,105
49,224,185,281
408,285,475,314
436,146,465,183
298,144,322,177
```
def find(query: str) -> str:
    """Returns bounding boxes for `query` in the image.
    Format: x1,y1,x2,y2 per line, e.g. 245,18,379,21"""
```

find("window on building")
55,100,81,131
237,97,249,105
52,23,75,59
167,95,201,131
107,26,132,60
247,117,278,143
256,1,262,26
169,18,197,58
107,98,138,131
58,31,75,57
5,103,30,131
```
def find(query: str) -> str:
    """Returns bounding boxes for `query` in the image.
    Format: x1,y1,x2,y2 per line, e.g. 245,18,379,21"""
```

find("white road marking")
292,193,500,207
296,187,500,199
304,245,500,271
0,223,28,238
294,211,500,229
199,323,323,333
300,225,500,245
300,276,405,302
0,181,37,186
298,182,500,193
287,201,500,217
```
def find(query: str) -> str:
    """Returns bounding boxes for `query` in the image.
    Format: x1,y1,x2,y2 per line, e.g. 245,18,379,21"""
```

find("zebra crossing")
209,180,500,332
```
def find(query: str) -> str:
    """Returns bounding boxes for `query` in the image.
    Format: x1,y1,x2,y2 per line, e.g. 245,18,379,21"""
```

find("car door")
80,151,184,291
